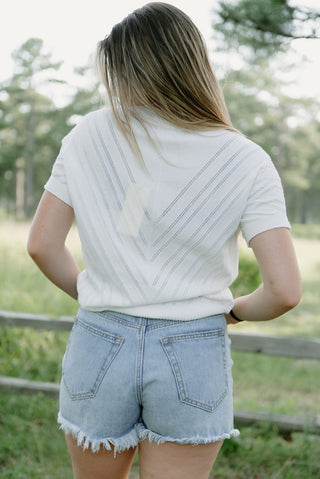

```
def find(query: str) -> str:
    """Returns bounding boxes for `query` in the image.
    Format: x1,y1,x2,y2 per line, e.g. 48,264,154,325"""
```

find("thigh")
65,434,137,479
139,439,223,479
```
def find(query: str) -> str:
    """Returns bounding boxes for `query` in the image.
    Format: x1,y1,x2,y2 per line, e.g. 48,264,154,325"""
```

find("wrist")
229,309,244,322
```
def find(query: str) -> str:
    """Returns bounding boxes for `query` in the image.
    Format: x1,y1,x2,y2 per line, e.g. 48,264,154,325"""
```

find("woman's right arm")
226,227,302,323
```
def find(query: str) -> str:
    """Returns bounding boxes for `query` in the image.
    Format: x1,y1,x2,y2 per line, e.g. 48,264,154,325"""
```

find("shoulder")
73,107,110,133
226,132,276,173
62,108,112,146
230,132,269,159
56,108,110,162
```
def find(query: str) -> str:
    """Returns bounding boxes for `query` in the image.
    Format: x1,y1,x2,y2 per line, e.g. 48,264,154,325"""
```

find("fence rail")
1,310,320,435
1,309,320,359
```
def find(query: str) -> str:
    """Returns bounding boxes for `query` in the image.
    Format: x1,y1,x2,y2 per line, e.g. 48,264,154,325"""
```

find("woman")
27,3,301,478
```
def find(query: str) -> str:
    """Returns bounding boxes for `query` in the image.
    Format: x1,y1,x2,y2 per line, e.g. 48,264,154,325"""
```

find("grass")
1,220,320,478
1,392,319,479
232,353,320,416
229,230,320,339
0,394,72,479
0,221,81,316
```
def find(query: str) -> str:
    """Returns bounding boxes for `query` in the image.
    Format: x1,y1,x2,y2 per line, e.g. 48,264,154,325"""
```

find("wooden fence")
1,310,320,436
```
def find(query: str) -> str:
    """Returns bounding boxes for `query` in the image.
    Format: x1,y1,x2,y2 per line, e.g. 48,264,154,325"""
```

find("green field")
0,221,319,478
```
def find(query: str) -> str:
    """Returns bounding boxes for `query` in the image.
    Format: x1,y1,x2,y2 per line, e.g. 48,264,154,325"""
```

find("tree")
0,39,101,218
284,121,320,222
213,0,320,223
219,55,320,223
215,0,320,55
0,38,63,217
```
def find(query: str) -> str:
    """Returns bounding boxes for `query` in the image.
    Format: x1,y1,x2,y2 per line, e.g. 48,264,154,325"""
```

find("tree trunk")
300,191,307,224
15,158,25,220
24,95,36,218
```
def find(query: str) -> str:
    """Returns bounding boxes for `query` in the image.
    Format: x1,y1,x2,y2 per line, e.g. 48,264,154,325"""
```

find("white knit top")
44,107,290,320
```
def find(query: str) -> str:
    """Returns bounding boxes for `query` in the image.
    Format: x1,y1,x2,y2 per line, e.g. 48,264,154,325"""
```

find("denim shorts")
58,307,239,455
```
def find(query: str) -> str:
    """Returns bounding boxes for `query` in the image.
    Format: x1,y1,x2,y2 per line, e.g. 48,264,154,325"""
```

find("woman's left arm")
27,191,81,300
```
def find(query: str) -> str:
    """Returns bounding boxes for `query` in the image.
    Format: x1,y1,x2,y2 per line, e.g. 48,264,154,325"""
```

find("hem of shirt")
243,221,291,246
44,181,72,207
77,304,230,321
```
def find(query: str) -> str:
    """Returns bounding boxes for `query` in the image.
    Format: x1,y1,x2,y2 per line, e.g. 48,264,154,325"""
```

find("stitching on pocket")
62,319,124,400
160,329,228,412
76,318,123,343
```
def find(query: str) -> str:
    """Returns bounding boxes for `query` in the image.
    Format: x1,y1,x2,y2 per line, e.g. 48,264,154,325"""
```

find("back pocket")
160,329,228,412
62,319,124,400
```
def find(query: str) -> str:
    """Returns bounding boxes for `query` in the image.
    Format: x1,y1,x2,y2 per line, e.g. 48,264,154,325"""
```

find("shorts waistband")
76,307,226,331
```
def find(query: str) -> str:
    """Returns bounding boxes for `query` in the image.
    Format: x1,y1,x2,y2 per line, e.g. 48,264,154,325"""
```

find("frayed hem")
57,412,139,457
135,422,240,446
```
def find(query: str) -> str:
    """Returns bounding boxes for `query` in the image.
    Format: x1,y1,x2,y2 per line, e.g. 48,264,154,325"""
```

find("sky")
1,0,320,103
1,1,216,79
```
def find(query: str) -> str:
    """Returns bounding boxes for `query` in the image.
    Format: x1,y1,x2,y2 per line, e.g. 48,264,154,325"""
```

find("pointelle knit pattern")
45,107,290,320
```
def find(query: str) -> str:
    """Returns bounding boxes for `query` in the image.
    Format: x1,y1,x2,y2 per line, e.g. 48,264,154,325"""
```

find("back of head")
96,2,235,163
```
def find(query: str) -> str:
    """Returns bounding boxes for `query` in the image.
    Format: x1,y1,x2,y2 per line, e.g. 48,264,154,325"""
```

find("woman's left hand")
224,313,241,325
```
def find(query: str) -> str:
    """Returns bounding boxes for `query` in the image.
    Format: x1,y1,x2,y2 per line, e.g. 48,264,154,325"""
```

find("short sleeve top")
44,108,290,319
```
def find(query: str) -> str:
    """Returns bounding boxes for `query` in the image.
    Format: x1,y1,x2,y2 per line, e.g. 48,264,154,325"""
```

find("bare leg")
139,439,223,479
65,434,137,479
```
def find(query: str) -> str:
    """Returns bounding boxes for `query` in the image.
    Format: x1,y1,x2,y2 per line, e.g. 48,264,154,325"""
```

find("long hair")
96,2,236,168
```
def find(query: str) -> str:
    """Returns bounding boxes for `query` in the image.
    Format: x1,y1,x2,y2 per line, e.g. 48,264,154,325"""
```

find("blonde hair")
96,2,236,169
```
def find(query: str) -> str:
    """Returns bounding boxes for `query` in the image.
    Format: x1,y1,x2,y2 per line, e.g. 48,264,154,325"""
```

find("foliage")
291,223,320,240
0,39,101,218
214,0,320,223
216,426,320,478
231,251,261,297
0,39,63,217
0,396,319,478
0,394,73,479
220,59,320,223
216,0,320,55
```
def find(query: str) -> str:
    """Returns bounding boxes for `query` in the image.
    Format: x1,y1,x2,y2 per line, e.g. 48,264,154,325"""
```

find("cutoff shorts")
58,307,240,455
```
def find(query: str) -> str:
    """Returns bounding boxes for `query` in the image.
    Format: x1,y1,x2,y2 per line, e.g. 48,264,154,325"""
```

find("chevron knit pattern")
45,108,290,320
